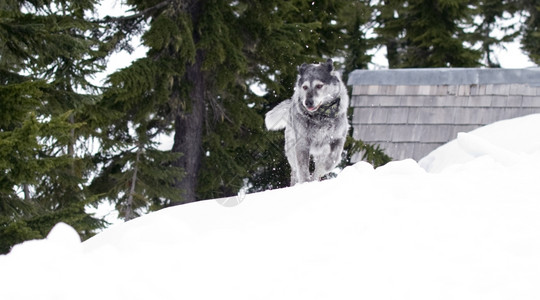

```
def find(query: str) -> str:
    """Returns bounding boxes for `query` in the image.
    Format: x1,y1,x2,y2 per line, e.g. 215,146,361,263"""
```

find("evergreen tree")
375,0,482,68
375,0,407,68
0,0,105,253
90,73,184,218
520,0,540,64
342,1,374,75
470,0,520,67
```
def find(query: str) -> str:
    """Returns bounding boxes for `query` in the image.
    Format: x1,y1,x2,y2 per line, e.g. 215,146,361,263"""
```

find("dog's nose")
305,97,314,108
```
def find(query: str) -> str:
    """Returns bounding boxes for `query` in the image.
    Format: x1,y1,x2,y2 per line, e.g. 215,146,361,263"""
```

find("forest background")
2,0,539,253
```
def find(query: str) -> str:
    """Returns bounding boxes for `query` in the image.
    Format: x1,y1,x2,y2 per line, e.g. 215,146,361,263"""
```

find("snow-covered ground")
2,114,540,300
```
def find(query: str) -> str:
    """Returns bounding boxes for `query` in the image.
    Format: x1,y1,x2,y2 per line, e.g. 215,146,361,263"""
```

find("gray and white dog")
265,59,349,185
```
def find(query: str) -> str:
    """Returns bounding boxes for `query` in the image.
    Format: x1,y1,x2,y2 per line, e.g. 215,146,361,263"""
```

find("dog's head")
296,59,342,113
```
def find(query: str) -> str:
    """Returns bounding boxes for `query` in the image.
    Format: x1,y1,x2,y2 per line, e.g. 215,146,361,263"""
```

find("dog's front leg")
313,137,345,180
285,126,311,185
293,141,311,184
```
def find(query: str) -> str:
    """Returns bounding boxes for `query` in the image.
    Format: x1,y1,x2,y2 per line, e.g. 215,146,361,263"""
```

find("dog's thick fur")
265,59,349,185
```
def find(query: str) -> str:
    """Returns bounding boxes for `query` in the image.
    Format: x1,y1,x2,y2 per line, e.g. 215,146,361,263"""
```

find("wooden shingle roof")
347,68,540,162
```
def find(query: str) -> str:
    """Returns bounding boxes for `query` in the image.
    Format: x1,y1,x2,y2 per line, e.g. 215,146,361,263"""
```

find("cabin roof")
347,68,540,86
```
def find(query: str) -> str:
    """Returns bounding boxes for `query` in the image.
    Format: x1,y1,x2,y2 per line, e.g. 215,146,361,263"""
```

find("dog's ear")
325,59,334,72
298,63,309,75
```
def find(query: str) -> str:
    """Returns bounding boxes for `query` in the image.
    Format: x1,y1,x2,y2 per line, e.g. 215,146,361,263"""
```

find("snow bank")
419,114,540,172
1,115,540,300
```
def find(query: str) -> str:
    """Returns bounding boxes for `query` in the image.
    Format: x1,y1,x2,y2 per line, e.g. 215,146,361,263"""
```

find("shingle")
457,85,471,96
400,96,424,107
484,84,495,95
390,125,415,142
352,125,375,141
522,108,540,115
509,84,526,95
353,124,393,142
523,86,538,96
353,107,388,124
370,108,389,124
501,107,526,120
452,107,482,125
480,108,504,124
436,85,449,95
413,143,443,161
350,95,386,107
447,85,457,95
467,95,492,107
417,85,433,95
351,95,403,107
469,84,479,96
396,85,418,95
425,125,456,142
522,96,540,108
384,85,397,95
388,143,414,161
444,96,469,107
490,96,509,107
367,85,380,95
350,96,367,107
407,107,455,124
409,125,424,142
352,85,370,95
506,84,537,96
351,85,366,96
491,85,510,95
377,96,402,107
475,84,487,95
386,107,409,124
352,107,370,124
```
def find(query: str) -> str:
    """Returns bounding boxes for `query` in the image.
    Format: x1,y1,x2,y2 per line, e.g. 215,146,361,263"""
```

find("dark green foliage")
89,122,184,219
340,136,392,169
0,111,105,253
0,0,105,253
342,1,374,76
375,0,482,68
471,0,520,67
520,0,540,64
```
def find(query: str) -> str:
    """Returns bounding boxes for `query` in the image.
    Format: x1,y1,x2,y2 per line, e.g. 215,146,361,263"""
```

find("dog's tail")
265,99,291,130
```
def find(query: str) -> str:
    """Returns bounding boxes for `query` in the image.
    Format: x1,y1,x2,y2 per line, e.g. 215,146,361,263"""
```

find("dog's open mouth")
305,103,321,112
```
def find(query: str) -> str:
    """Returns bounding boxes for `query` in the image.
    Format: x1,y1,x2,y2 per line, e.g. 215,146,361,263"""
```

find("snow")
419,114,540,172
2,114,540,300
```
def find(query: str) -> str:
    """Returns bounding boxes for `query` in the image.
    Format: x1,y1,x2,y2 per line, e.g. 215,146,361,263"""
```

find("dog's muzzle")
304,94,320,111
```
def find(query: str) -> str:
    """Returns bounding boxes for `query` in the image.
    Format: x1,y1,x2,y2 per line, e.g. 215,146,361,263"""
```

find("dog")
265,59,349,185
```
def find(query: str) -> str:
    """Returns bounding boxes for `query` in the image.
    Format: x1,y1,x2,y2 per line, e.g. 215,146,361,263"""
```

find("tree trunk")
23,184,31,201
171,0,206,204
386,38,400,68
125,143,141,220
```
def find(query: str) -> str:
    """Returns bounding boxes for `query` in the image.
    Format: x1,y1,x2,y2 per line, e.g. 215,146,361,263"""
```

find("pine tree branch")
93,0,176,54
98,0,171,24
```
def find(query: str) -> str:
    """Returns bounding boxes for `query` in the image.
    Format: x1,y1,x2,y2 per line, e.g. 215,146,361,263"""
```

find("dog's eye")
302,86,308,90
316,84,324,89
